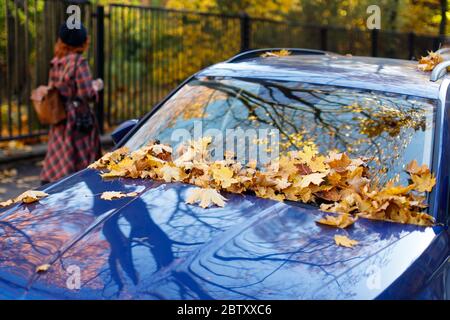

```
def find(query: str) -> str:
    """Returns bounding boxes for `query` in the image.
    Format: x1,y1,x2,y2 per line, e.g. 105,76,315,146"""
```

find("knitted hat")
58,22,87,47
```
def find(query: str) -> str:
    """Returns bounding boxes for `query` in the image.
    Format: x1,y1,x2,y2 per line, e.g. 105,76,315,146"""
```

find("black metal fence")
1,0,448,142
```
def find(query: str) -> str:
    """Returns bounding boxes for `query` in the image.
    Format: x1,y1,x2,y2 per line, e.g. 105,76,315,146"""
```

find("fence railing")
1,0,449,142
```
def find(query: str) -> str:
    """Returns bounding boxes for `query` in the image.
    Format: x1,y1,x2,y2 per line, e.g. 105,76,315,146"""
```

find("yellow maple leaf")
108,157,135,172
149,144,173,155
326,152,352,172
296,145,317,164
186,188,227,208
0,199,15,208
298,172,327,188
16,190,48,204
36,264,51,273
411,172,436,192
211,165,237,188
159,164,185,182
334,235,358,248
273,177,291,190
417,51,443,72
261,49,291,58
406,159,430,175
308,155,329,172
100,191,139,200
89,137,436,228
316,213,357,228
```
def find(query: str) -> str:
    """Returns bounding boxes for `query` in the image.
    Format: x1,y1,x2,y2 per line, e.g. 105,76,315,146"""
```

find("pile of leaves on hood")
417,50,444,71
89,138,435,228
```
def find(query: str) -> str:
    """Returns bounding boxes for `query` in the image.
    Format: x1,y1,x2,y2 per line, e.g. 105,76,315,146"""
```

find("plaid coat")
40,53,101,182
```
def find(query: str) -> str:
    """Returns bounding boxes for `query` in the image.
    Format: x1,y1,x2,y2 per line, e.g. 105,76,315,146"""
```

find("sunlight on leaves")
89,138,436,227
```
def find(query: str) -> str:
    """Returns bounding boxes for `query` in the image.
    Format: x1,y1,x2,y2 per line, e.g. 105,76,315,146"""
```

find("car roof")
198,53,443,99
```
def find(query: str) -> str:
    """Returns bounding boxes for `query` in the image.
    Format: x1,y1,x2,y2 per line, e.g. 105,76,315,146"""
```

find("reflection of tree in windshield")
145,78,433,183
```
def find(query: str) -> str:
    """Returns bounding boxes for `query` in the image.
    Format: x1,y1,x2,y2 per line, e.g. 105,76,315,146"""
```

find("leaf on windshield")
211,164,238,188
417,51,443,71
100,191,139,200
89,138,436,227
406,159,430,175
186,188,227,208
317,213,357,229
334,235,358,248
411,172,436,192
158,164,185,182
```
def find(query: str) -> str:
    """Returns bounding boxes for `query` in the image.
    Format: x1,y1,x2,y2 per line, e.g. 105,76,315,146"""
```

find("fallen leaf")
16,190,48,204
406,159,430,175
36,264,51,273
89,137,436,228
212,165,237,188
334,235,358,248
417,51,443,71
317,213,357,228
411,172,436,192
261,49,291,58
149,144,173,155
159,164,184,182
100,191,139,200
299,172,327,188
186,188,227,208
326,152,351,172
0,199,15,207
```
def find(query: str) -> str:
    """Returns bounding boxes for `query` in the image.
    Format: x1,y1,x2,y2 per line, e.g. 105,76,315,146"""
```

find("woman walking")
40,23,103,184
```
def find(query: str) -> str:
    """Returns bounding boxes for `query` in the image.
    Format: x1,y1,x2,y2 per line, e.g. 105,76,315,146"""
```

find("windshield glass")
125,77,435,184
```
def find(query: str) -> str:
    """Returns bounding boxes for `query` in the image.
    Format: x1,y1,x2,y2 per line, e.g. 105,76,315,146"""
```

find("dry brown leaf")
334,235,358,248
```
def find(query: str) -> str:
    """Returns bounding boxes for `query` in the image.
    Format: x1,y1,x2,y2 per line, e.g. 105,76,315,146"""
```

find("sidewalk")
0,135,113,164
0,135,114,201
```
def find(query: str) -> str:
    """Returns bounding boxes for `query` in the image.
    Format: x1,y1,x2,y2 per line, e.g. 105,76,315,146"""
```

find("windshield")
125,77,435,184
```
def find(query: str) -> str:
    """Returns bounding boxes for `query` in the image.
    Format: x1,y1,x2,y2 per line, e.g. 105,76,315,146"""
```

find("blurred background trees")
162,0,449,36
0,0,449,143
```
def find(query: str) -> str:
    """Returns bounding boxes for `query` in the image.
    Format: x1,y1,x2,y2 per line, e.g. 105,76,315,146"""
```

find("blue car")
0,48,449,300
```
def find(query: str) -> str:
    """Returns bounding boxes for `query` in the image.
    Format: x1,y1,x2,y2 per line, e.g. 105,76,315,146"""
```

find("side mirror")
111,119,138,145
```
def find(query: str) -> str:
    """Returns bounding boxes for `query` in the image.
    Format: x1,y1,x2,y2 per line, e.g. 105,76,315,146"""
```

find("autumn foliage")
89,137,435,228
417,50,444,71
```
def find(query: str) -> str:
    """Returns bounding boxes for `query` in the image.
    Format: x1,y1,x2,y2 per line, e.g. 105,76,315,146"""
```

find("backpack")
30,55,80,125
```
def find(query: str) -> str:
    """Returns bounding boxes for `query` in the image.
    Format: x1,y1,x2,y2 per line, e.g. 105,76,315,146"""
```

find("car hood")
0,169,440,300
